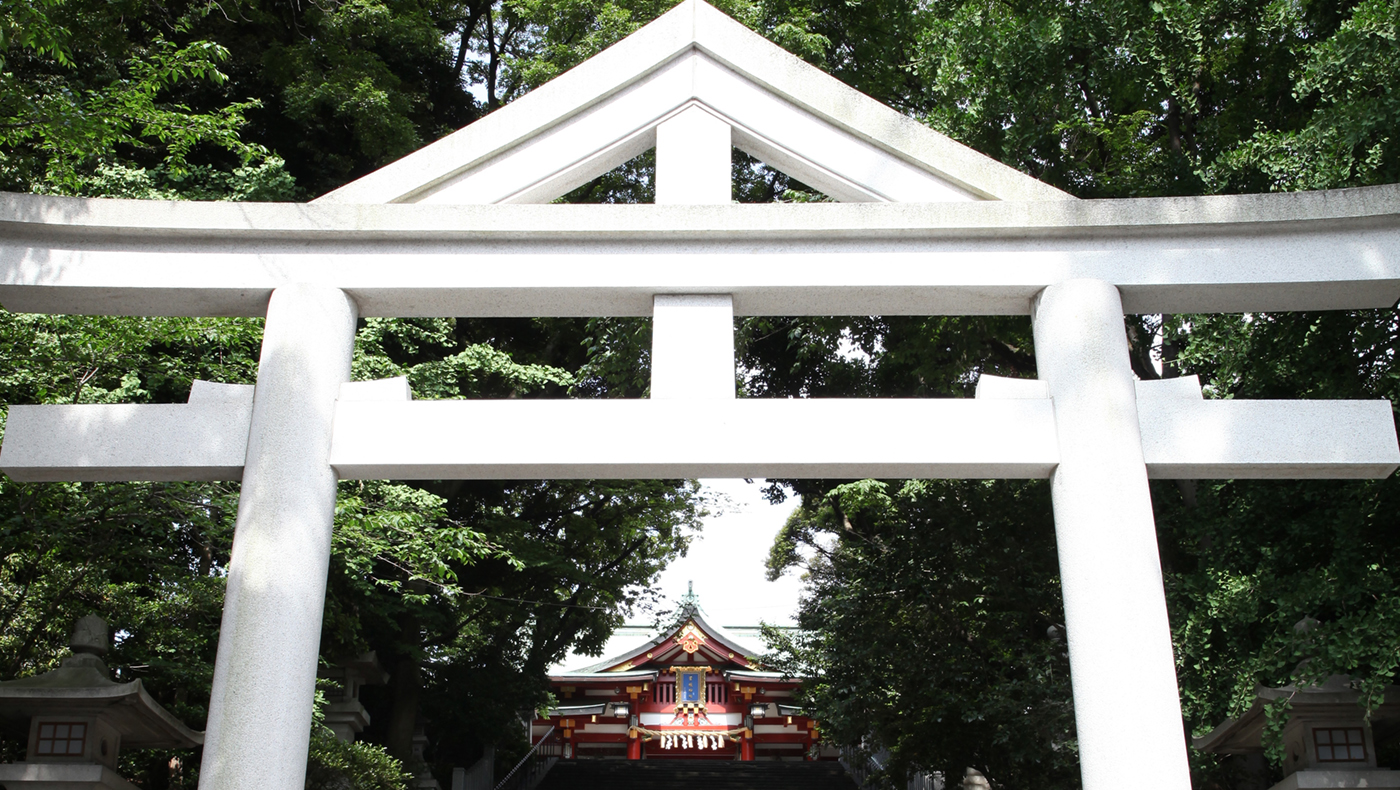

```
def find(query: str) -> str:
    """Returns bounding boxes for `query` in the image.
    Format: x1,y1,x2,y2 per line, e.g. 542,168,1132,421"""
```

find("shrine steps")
535,759,858,790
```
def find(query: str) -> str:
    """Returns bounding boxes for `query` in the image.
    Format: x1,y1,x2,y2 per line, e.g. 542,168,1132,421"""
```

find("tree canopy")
2,0,1400,788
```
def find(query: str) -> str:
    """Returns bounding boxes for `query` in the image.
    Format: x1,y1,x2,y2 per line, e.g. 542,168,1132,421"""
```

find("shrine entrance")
3,2,1399,790
541,596,820,763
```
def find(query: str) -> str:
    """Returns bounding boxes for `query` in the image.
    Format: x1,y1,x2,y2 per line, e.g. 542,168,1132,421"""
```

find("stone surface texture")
3,188,1400,318
1195,674,1400,789
1137,397,1399,478
0,667,203,749
1,382,253,481
327,398,1060,479
3,3,1400,790
1270,770,1400,790
0,615,202,788
651,295,735,399
197,284,357,790
1031,279,1192,790
655,105,732,205
0,761,141,790
68,616,107,655
6,385,1395,482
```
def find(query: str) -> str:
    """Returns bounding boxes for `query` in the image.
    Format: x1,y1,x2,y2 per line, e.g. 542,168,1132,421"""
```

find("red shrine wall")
536,620,838,761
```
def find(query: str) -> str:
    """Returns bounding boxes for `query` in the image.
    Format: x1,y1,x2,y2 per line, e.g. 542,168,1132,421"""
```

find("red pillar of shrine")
741,735,754,761
628,734,642,760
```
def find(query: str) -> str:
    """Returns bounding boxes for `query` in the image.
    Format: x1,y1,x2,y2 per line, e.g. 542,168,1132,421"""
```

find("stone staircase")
535,759,858,790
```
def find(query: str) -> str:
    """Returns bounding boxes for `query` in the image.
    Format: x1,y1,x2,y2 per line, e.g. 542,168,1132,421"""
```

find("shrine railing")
652,680,729,704
706,680,728,704
495,726,561,790
654,682,674,703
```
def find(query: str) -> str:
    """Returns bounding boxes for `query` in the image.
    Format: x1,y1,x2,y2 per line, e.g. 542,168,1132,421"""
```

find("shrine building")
5,0,1400,786
538,598,829,762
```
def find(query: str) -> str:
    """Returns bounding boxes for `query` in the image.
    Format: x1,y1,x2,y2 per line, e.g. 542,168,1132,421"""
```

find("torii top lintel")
3,186,1400,318
2,0,1400,317
2,9,1398,783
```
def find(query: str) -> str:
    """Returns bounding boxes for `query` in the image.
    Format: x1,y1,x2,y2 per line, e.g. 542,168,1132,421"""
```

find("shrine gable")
556,613,760,677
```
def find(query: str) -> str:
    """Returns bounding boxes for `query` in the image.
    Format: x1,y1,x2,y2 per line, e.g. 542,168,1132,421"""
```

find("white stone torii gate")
2,2,1399,789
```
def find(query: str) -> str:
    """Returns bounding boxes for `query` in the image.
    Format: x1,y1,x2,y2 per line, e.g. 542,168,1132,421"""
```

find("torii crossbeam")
2,3,1400,789
5,373,1396,483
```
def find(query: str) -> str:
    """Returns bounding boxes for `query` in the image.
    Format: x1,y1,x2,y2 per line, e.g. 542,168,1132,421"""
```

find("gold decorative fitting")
671,666,710,714
676,622,707,654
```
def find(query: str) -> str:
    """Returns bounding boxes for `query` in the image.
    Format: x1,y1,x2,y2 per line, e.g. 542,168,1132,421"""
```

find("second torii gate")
3,3,1400,789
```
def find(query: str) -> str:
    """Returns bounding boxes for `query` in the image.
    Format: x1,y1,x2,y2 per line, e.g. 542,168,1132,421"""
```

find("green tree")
1154,309,1400,787
0,0,292,198
318,316,703,780
698,1,1400,785
0,314,255,783
764,480,1076,787
0,314,703,787
7,0,1400,788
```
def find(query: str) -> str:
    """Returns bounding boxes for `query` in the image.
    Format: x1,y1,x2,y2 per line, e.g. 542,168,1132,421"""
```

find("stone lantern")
317,652,388,742
1196,674,1400,790
0,615,203,790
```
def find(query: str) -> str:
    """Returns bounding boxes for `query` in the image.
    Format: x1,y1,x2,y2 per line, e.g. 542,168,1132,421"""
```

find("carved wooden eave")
550,612,763,681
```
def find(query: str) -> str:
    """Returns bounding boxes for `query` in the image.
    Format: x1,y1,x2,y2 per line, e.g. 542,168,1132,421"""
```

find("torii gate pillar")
3,3,1400,789
199,284,358,790
1034,279,1191,789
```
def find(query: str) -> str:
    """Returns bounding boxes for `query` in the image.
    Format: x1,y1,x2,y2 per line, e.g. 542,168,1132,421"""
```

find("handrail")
840,746,944,790
494,726,561,790
839,746,880,788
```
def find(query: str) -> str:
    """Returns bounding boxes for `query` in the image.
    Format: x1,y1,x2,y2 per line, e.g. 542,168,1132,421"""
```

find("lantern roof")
1194,675,1400,755
0,655,203,750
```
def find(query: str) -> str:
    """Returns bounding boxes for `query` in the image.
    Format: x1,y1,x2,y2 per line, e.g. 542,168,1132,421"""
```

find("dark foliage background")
3,0,1400,787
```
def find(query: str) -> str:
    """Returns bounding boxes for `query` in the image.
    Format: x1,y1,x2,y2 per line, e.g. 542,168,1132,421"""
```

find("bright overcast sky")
551,479,803,674
648,478,804,627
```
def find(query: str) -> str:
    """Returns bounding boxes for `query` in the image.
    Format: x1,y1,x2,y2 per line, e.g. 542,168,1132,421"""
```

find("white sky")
653,478,804,627
551,478,803,675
